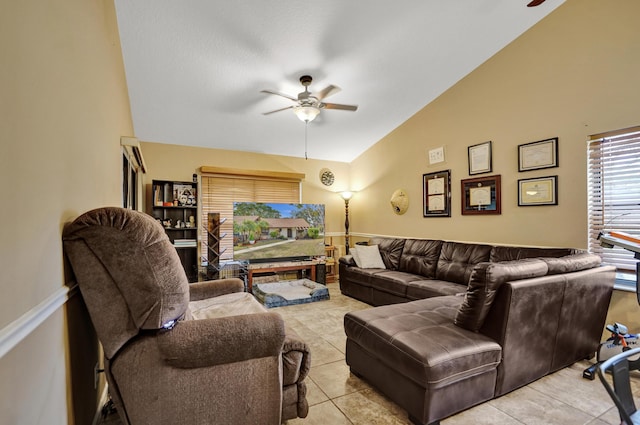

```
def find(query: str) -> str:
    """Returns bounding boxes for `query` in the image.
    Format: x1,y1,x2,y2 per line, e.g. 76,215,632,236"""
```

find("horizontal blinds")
587,129,640,272
201,174,301,261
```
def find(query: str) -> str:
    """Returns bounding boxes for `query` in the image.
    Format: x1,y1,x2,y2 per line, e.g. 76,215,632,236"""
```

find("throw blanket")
189,292,266,320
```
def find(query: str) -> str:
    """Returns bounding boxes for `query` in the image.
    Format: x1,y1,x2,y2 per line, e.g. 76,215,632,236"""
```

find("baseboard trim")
0,286,70,358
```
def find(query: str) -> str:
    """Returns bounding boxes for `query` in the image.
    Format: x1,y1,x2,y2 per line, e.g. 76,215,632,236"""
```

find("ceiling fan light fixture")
293,105,320,122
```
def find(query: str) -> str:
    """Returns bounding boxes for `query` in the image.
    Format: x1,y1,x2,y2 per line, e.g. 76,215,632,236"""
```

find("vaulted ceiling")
115,0,565,162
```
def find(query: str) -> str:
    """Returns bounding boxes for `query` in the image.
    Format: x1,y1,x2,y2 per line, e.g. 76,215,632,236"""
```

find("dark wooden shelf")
151,179,199,282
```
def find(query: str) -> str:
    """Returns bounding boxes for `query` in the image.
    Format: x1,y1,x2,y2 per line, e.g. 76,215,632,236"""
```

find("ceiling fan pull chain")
304,121,308,160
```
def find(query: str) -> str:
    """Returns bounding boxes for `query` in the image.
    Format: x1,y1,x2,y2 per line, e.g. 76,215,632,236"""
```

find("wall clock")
319,168,335,186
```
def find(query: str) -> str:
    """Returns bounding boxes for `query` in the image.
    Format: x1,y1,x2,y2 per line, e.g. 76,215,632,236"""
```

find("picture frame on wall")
461,175,501,215
518,175,558,206
518,137,558,172
423,170,451,217
468,141,492,175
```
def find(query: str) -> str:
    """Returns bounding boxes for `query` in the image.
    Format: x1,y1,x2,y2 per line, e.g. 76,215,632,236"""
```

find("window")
200,166,304,262
122,153,138,209
121,137,146,210
587,126,640,276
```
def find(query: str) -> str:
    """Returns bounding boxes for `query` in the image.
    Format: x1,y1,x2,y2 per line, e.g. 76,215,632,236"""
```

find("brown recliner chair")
63,207,310,425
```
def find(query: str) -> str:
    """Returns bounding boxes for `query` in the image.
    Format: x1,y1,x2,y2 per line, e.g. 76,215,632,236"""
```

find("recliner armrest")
189,278,245,301
157,312,285,368
282,327,311,385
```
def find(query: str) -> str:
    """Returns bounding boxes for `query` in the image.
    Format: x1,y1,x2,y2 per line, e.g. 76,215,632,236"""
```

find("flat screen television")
232,202,326,263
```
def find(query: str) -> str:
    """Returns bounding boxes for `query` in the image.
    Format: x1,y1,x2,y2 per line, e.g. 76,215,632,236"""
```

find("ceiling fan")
261,75,358,123
527,0,546,6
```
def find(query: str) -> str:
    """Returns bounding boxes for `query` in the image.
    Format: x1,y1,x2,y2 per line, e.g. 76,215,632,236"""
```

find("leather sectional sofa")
340,237,615,425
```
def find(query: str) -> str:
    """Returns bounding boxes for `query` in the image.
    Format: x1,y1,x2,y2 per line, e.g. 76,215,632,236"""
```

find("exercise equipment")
583,232,640,380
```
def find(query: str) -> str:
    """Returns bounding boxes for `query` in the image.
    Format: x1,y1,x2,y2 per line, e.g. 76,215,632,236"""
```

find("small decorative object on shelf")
151,179,199,282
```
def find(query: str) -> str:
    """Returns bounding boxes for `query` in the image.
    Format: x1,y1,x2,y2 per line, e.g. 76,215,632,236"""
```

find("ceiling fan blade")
322,103,358,111
316,85,341,101
262,105,293,115
527,0,546,6
260,90,297,101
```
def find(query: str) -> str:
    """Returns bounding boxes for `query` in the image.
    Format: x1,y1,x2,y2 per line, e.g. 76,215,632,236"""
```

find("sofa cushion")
344,296,502,388
369,237,406,270
398,239,443,278
339,266,384,288
490,246,579,262
406,279,466,300
436,242,492,285
351,245,386,269
189,292,267,319
455,259,549,332
540,253,601,275
367,270,424,297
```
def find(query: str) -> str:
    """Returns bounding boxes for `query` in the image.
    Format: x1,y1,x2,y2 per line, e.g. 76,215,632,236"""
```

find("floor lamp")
340,191,353,254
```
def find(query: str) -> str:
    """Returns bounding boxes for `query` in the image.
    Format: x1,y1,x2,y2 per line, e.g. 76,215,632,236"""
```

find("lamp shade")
293,105,320,122
340,191,354,201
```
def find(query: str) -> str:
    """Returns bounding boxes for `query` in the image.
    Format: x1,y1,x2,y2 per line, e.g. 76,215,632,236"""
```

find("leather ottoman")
344,295,502,425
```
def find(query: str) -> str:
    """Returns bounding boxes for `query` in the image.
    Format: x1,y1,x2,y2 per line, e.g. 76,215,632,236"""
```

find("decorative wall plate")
319,168,335,186
390,189,409,215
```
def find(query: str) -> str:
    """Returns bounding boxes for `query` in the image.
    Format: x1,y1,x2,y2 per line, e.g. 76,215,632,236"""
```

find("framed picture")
518,175,558,206
461,175,501,215
174,184,196,206
518,137,558,172
468,141,492,175
423,170,451,217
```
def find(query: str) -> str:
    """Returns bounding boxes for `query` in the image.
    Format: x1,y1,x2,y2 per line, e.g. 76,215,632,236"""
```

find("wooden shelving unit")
205,212,227,280
324,245,336,283
151,179,198,282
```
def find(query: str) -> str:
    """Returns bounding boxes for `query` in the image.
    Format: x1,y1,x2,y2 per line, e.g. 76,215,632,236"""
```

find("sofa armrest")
481,265,615,396
481,274,565,396
339,255,356,266
157,312,285,368
455,259,548,332
189,278,245,301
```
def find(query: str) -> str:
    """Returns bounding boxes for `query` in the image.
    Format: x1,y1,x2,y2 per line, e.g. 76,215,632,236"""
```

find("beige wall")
139,142,351,242
350,0,640,249
0,1,133,424
348,0,640,328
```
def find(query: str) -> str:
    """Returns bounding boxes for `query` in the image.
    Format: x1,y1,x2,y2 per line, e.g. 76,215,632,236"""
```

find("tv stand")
247,260,323,292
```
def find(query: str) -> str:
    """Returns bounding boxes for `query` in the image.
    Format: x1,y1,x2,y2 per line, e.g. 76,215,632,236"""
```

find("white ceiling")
115,0,565,163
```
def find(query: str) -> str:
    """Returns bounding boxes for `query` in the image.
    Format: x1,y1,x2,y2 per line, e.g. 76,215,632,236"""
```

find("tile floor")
99,281,635,425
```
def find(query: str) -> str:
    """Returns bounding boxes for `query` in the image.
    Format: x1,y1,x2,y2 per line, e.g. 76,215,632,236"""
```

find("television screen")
232,202,326,263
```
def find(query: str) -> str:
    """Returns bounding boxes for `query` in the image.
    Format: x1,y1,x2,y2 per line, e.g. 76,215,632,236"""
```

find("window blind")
200,167,302,262
587,126,640,273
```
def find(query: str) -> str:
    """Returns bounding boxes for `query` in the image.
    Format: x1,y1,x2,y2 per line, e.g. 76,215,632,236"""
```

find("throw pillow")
351,245,386,269
350,247,363,267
